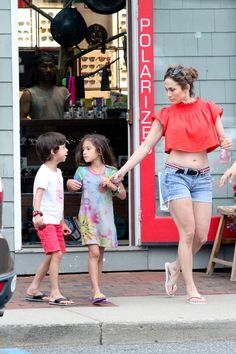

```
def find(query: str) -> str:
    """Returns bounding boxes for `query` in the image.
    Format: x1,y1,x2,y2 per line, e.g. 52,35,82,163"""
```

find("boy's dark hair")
36,132,67,163
75,134,117,168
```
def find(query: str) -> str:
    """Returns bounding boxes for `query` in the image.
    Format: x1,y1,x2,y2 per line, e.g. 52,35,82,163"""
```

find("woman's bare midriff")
167,150,209,169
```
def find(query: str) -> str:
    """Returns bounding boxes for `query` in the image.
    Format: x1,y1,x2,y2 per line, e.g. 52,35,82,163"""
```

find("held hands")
110,170,125,184
101,176,117,191
67,178,82,192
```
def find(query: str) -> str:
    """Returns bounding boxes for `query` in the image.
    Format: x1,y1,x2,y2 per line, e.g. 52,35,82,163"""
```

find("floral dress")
74,165,118,248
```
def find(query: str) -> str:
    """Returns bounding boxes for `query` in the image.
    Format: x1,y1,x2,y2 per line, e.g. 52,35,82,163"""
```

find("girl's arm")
33,187,45,229
113,182,126,200
215,116,232,150
102,176,126,200
112,119,163,182
67,178,82,192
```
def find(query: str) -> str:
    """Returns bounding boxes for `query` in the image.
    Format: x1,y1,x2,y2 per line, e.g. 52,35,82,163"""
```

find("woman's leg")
167,201,211,294
26,254,51,297
169,197,206,300
88,245,101,296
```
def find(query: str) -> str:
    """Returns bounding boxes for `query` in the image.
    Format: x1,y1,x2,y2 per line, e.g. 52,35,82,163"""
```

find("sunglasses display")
18,9,33,47
119,9,127,31
38,10,59,47
78,49,117,91
18,8,60,48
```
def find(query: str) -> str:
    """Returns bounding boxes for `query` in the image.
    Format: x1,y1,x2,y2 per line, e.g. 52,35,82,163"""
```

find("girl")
111,65,232,305
67,134,126,304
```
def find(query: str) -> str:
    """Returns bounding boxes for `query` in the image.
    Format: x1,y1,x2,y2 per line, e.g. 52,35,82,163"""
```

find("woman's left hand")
220,136,233,150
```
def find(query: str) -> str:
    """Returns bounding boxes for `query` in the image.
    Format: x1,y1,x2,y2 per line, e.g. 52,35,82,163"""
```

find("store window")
19,1,130,247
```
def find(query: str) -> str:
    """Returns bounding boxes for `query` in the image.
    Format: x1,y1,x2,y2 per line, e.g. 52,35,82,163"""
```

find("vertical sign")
138,0,156,242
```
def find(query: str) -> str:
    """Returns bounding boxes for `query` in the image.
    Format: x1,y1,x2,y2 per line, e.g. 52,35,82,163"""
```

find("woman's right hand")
67,178,82,192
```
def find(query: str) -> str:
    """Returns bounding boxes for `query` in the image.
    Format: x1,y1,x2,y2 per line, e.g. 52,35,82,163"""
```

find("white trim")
130,0,141,246
11,0,22,251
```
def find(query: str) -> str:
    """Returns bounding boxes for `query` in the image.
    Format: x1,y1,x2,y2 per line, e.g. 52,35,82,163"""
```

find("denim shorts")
160,166,212,204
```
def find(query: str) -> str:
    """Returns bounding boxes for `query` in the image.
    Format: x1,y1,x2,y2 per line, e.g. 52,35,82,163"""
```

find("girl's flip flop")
91,292,107,304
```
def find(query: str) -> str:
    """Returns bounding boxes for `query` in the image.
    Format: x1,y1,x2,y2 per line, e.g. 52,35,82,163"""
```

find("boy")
26,132,73,306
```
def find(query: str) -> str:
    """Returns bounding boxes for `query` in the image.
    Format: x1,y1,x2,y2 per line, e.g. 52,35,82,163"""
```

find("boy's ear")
50,148,56,157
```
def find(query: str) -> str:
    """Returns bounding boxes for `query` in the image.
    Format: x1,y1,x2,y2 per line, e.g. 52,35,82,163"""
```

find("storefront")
1,0,236,274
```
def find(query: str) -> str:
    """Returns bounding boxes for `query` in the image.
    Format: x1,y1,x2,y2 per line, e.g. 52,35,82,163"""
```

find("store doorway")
18,0,131,248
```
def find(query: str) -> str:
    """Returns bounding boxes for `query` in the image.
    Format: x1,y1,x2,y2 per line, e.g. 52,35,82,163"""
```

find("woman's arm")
112,120,163,183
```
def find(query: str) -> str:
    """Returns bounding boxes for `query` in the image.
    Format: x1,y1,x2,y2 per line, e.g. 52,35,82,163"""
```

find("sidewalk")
1,271,236,347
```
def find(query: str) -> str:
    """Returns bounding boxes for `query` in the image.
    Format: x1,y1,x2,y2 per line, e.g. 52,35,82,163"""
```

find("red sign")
138,0,219,243
18,0,31,8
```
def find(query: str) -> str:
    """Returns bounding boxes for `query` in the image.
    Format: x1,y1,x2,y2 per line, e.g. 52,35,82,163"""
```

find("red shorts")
37,223,66,255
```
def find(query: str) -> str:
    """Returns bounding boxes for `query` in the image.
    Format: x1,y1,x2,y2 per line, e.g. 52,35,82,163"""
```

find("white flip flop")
165,262,177,297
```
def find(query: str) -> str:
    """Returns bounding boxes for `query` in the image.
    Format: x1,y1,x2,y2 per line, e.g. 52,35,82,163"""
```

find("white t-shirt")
33,164,64,224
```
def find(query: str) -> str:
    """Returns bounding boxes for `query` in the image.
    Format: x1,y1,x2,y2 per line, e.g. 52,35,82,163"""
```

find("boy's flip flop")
25,293,49,302
165,262,177,297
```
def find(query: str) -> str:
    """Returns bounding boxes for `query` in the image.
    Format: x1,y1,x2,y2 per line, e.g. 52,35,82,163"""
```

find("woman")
112,65,232,304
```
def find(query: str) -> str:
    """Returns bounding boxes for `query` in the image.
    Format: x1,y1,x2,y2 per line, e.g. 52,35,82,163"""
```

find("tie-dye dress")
74,165,118,248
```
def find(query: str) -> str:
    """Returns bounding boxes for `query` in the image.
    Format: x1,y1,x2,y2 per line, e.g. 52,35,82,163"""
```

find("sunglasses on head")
168,66,186,77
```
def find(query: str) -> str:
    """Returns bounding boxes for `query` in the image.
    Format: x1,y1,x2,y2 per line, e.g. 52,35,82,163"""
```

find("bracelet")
32,210,43,217
112,185,121,196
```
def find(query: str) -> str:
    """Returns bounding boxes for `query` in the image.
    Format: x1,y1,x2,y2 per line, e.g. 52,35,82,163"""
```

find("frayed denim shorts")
160,166,212,204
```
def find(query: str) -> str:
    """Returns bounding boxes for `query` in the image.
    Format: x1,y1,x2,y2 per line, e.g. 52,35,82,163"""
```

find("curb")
1,320,236,347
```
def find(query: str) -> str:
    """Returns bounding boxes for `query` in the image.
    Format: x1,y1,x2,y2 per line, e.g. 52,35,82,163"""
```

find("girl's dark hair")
75,134,117,168
36,132,67,163
164,65,198,97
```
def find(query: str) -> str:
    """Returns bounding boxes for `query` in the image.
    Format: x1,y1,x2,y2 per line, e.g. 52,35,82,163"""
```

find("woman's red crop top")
151,97,223,154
